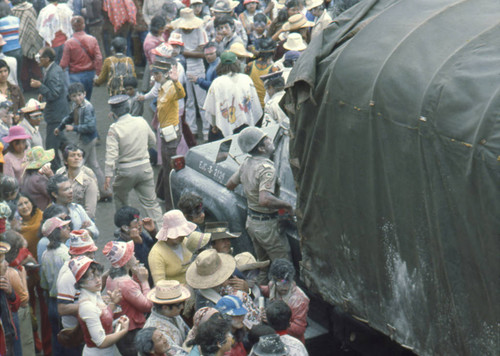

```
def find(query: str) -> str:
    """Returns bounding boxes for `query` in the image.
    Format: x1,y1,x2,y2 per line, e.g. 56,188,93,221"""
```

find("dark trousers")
156,135,180,209
116,328,139,356
46,123,63,171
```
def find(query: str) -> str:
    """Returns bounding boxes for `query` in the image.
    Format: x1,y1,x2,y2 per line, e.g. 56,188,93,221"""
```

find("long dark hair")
17,193,38,218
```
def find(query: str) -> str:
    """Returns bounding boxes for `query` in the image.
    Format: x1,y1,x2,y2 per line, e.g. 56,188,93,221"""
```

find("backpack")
107,57,134,96
81,0,103,26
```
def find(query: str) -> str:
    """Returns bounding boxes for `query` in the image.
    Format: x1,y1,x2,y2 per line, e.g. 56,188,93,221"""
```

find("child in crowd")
124,76,144,117
3,125,31,182
54,82,105,196
248,13,269,55
239,0,262,35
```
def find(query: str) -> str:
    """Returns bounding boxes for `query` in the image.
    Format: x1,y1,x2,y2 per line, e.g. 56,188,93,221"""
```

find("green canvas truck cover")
283,0,499,354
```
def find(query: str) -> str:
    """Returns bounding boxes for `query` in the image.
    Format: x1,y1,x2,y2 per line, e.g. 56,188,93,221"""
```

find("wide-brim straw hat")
205,221,240,241
235,252,270,271
282,14,314,32
211,0,239,12
147,280,191,304
229,42,254,58
186,249,236,289
305,0,324,10
186,231,212,253
283,33,307,51
157,210,197,241
172,8,204,29
20,98,46,113
25,146,55,170
275,0,286,10
3,125,31,143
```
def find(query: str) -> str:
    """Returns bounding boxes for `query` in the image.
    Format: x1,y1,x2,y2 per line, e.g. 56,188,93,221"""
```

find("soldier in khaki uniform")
226,127,293,282
104,95,163,227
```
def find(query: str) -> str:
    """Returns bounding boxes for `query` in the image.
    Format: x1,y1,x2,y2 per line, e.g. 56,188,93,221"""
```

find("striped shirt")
0,15,21,52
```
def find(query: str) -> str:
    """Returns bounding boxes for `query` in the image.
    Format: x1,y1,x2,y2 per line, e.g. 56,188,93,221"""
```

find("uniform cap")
108,95,129,105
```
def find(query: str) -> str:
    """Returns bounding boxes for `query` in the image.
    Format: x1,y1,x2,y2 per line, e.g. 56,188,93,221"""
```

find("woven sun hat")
211,0,239,12
25,146,55,170
156,210,197,241
252,334,288,356
215,295,248,316
305,0,324,10
0,241,10,254
283,32,307,51
102,241,134,268
68,255,96,282
172,8,204,29
152,43,174,59
282,14,314,32
205,221,240,241
229,42,254,58
275,0,287,10
186,249,236,289
147,280,191,304
20,98,46,113
168,32,184,46
2,125,31,143
68,230,98,255
42,217,70,237
185,231,212,253
235,252,270,271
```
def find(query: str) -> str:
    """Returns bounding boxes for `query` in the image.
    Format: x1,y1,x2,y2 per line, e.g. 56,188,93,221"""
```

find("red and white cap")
42,217,70,237
68,230,98,255
102,241,134,268
69,255,95,282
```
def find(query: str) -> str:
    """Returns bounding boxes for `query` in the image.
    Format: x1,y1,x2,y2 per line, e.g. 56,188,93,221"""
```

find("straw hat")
229,42,254,58
211,0,239,12
283,33,307,51
190,0,203,5
25,146,55,170
2,125,31,143
235,252,270,271
168,32,184,46
185,231,212,253
0,241,10,254
204,221,240,241
20,98,46,113
42,217,70,237
275,0,286,10
102,241,134,268
282,14,314,32
68,230,98,255
172,8,204,29
186,249,236,289
147,280,191,304
68,255,95,282
305,0,324,10
157,210,197,241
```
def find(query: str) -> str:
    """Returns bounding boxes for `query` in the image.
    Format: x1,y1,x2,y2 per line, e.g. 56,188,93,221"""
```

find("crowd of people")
0,0,360,355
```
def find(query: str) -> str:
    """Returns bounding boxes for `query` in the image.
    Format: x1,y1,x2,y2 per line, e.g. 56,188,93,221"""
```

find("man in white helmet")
226,127,293,283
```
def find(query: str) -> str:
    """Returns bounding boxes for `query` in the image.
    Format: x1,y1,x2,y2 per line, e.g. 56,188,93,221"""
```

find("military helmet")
237,127,267,153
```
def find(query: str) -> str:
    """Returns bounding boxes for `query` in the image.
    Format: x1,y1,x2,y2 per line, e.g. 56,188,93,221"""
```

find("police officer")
226,127,293,283
104,95,163,227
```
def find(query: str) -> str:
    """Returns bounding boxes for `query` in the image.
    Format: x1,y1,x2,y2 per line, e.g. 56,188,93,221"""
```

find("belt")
248,209,278,221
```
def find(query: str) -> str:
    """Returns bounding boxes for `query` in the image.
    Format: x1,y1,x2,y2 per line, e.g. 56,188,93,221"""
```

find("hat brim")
0,241,11,254
3,133,32,143
147,284,191,304
211,1,239,12
113,240,135,268
283,42,307,51
25,149,55,169
186,253,236,289
157,220,198,241
210,231,241,241
225,306,248,316
282,20,314,32
306,0,324,10
69,243,98,256
237,260,270,271
20,103,46,113
172,17,204,29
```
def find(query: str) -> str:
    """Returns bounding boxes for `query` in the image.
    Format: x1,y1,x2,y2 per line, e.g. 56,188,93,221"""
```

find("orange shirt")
20,208,43,260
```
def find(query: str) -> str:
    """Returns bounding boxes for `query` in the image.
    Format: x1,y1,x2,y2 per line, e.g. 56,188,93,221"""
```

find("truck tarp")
283,0,499,354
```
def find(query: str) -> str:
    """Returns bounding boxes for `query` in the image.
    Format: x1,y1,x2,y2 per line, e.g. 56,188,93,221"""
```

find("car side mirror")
215,139,232,163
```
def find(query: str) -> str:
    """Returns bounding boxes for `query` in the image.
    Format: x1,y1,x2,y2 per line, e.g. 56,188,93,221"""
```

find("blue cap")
215,295,247,316
284,50,301,62
107,95,129,106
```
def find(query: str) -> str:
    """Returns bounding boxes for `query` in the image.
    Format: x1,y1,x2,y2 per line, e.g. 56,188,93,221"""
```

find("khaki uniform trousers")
246,216,291,283
113,162,163,226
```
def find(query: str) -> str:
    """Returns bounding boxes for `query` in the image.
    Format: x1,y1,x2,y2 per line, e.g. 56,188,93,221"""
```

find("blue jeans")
69,70,96,100
48,297,63,356
12,311,22,356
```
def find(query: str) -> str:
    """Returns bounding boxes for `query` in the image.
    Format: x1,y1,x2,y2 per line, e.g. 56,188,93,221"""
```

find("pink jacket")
106,275,152,330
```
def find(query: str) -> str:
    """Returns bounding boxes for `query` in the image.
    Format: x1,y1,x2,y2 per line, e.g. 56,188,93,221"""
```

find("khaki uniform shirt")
231,155,278,214
105,113,156,177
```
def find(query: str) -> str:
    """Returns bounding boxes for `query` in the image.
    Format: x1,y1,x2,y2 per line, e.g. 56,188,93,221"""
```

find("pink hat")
68,255,95,282
157,210,197,241
3,125,31,143
102,241,134,268
68,230,98,255
42,217,70,237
